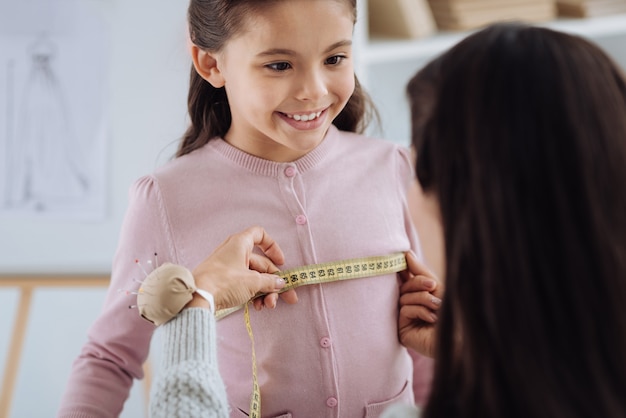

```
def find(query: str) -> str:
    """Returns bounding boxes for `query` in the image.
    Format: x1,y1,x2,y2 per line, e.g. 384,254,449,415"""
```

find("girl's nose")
296,70,328,101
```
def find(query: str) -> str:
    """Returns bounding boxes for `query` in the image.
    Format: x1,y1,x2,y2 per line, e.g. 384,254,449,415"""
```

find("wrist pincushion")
137,263,196,326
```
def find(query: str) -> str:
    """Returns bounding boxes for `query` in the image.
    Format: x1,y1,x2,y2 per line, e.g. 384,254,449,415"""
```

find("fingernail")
430,313,438,322
431,296,442,306
424,279,435,289
276,278,286,287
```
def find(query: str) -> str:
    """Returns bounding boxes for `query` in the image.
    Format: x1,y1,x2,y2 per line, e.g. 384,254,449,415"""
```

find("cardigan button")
320,337,331,348
326,397,338,408
284,166,297,177
295,215,307,225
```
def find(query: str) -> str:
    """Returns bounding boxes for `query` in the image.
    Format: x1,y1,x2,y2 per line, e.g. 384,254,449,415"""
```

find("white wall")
0,1,188,416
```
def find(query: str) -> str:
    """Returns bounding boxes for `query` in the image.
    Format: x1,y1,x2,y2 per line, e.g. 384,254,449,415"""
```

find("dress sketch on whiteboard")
5,36,89,212
3,59,16,208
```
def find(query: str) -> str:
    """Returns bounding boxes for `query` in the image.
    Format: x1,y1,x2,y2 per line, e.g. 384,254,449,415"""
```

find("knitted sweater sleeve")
149,308,229,418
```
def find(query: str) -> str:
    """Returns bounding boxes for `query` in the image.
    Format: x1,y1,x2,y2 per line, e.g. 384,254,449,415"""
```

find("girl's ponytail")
177,0,242,157
176,67,230,157
334,76,377,135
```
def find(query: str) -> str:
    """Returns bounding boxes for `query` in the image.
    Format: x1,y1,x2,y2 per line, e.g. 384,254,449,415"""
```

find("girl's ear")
191,45,225,88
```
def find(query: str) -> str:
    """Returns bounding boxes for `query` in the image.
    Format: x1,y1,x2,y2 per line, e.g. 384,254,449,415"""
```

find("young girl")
57,1,433,417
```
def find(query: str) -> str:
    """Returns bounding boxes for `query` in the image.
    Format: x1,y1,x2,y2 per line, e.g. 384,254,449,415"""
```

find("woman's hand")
189,226,298,311
398,251,443,358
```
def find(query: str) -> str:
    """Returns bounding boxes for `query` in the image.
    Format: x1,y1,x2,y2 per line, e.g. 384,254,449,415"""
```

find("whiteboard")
0,0,190,273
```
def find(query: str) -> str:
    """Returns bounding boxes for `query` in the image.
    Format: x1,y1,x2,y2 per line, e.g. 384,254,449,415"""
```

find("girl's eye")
267,62,292,72
325,55,347,65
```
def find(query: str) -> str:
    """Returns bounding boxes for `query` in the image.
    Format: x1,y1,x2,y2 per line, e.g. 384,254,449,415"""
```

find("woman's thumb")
257,273,286,295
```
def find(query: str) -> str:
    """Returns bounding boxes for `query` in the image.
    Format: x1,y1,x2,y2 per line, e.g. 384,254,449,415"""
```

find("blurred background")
1,0,625,416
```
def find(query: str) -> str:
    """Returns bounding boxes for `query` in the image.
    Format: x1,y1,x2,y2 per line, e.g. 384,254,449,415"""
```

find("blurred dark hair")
408,22,626,418
177,0,375,157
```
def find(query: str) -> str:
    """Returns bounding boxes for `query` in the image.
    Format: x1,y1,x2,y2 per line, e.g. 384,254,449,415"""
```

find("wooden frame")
0,274,152,418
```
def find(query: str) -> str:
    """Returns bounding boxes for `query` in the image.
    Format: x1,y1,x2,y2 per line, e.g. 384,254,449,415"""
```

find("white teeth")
286,111,322,122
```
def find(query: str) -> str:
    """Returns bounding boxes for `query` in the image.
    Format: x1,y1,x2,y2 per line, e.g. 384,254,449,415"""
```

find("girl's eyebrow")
256,40,352,57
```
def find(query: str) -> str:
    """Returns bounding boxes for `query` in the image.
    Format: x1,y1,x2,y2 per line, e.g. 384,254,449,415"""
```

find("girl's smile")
278,108,328,130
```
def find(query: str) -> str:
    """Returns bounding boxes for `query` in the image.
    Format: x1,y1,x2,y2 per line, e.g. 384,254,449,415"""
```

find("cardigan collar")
208,125,339,177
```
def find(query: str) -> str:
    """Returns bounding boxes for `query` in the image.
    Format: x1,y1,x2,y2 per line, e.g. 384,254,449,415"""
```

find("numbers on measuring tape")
273,252,407,290
217,253,407,321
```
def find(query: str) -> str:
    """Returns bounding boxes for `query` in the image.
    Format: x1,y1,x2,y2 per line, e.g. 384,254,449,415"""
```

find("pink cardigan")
57,126,433,418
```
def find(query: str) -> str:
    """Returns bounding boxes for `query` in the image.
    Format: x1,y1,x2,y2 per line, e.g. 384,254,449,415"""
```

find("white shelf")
363,32,466,65
353,1,626,146
361,13,626,65
545,13,626,38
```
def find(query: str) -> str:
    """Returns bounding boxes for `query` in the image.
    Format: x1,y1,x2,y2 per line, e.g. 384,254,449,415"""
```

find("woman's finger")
405,251,436,280
401,274,437,293
279,288,298,304
400,290,442,311
253,297,264,311
400,304,438,323
255,272,286,294
241,226,285,267
401,252,445,299
261,292,279,309
249,252,281,274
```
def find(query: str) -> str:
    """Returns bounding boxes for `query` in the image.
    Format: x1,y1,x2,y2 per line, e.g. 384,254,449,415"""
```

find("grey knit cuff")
160,307,217,368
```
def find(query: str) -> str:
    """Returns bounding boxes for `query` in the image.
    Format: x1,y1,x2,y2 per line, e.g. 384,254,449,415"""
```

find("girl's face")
212,0,355,162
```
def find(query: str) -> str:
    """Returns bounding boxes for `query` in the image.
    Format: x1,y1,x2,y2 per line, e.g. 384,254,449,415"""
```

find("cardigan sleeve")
395,146,436,405
149,308,229,418
57,176,179,418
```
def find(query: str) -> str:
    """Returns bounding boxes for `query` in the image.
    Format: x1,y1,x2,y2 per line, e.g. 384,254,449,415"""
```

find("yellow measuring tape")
220,252,408,417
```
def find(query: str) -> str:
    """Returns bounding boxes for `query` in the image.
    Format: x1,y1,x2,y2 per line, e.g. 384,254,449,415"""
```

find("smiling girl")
57,1,433,417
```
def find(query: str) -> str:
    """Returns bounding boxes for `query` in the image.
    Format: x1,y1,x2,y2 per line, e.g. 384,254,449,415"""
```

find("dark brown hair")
177,0,374,157
408,23,626,418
